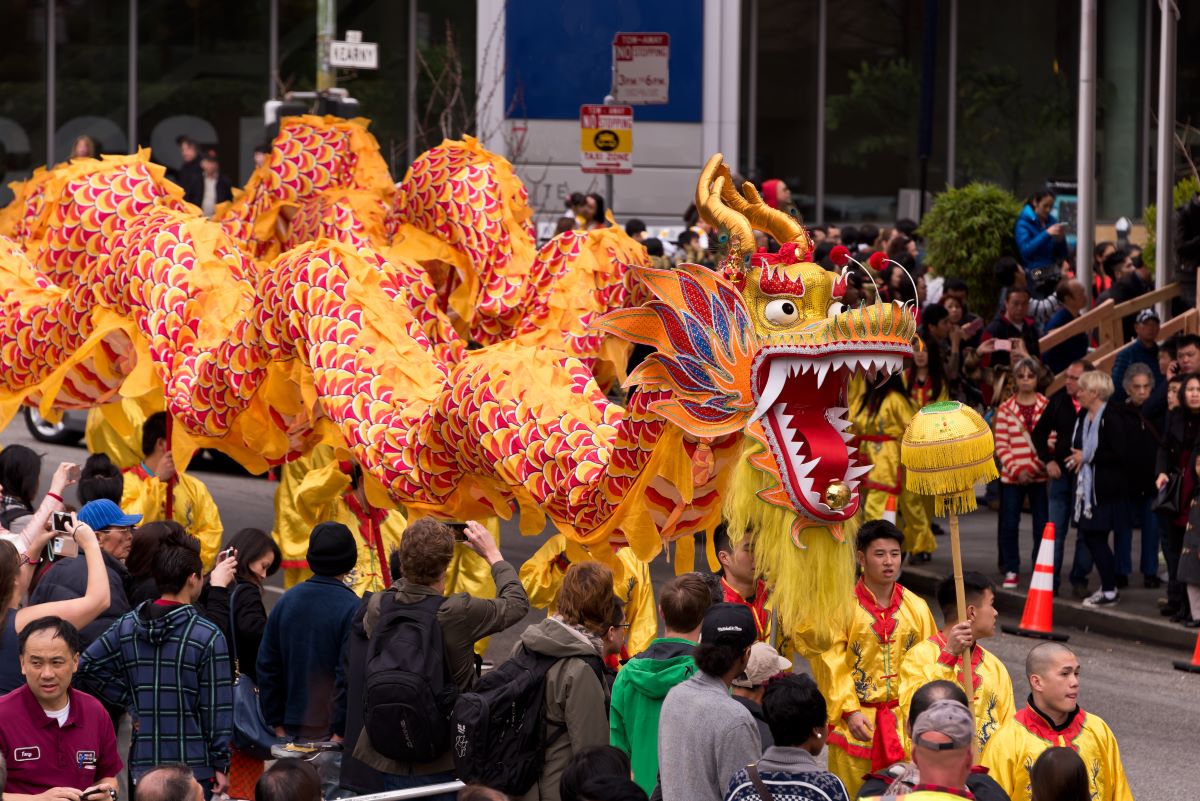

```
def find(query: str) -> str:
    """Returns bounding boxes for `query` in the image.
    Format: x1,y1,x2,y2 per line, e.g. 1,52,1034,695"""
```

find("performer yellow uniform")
85,398,152,469
273,444,336,588
853,388,934,556
818,578,937,797
899,635,1015,755
122,463,224,568
519,532,657,659
981,705,1132,801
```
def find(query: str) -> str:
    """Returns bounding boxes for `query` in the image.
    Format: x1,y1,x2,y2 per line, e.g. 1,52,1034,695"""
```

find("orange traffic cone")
1174,630,1200,673
883,493,898,523
1002,523,1069,642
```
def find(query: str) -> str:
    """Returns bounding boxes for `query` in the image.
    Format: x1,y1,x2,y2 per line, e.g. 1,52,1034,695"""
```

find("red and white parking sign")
613,33,669,105
580,104,633,175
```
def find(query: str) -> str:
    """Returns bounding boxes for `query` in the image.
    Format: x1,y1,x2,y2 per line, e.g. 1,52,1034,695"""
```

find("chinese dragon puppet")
0,116,916,651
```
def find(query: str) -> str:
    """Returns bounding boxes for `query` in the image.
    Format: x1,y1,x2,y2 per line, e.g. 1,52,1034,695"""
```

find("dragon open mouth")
750,349,907,522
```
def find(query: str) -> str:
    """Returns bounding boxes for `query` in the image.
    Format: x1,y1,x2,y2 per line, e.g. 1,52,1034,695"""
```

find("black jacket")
183,173,233,209
1176,196,1200,276
1032,388,1078,471
199,580,268,683
982,314,1040,368
30,551,131,646
1155,408,1200,478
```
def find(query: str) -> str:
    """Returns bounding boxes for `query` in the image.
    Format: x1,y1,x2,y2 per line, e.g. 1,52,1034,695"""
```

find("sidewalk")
900,507,1198,653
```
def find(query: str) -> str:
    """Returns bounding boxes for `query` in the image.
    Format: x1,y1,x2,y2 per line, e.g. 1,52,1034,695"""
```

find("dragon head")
600,155,916,532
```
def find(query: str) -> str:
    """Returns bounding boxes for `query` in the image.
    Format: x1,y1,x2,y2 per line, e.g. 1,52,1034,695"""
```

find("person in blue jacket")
1014,190,1069,298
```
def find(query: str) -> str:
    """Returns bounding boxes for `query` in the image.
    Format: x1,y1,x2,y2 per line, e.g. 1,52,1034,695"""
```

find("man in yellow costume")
900,572,1015,756
817,519,937,797
120,411,223,568
519,531,656,661
981,642,1132,801
852,376,935,558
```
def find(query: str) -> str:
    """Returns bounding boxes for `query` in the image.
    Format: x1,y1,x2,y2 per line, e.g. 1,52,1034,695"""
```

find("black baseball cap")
700,602,758,650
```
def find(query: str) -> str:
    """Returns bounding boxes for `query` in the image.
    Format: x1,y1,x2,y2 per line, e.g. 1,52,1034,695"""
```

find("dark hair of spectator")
127,520,184,585
1093,241,1114,261
1006,285,1031,301
658,573,712,633
566,192,586,210
557,562,618,635
712,523,732,557
763,674,827,747
1177,374,1200,409
397,518,454,585
856,519,905,552
994,256,1021,289
813,241,835,267
560,745,631,801
856,372,906,418
1070,358,1096,372
936,571,994,623
1101,249,1129,279
138,764,196,801
224,527,281,583
895,217,918,238
575,775,649,801
859,223,880,248
153,528,203,594
907,679,969,728
18,616,81,655
79,452,123,505
840,226,859,247
943,277,968,295
586,193,607,225
922,303,949,328
695,570,725,605
0,444,42,508
624,219,646,237
1178,333,1200,353
388,547,402,584
142,412,168,458
682,203,700,228
694,642,746,679
255,759,322,801
554,216,577,237
1030,746,1091,801
1024,189,1055,207
677,230,699,249
0,540,17,607
909,331,946,402
643,237,664,257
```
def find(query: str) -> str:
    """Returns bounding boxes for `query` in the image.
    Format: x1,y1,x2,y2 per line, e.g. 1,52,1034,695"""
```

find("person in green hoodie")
609,573,713,795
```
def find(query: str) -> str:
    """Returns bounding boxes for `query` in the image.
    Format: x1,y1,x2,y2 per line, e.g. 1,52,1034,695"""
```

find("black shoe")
1144,575,1163,589
1161,605,1182,617
1171,609,1190,623
914,552,932,563
1071,584,1090,599
1186,619,1200,628
1114,575,1129,589
932,523,946,537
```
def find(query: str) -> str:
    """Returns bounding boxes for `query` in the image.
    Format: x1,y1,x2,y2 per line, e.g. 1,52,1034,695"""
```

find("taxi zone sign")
580,105,633,175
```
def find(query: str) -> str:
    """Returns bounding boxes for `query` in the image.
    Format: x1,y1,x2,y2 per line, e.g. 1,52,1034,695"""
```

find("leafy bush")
1143,175,1200,276
918,183,1022,311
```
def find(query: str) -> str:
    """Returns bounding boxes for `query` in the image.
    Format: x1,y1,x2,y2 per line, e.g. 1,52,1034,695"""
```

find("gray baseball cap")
911,699,974,751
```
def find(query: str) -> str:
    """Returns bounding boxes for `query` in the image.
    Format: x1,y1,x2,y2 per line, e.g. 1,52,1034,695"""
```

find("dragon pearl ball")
824,480,851,510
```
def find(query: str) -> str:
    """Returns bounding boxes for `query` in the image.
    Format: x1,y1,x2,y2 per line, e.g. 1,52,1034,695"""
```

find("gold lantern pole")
901,401,999,703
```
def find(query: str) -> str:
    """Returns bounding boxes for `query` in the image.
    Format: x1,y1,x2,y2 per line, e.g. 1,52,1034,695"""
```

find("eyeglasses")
100,526,134,537
612,623,631,631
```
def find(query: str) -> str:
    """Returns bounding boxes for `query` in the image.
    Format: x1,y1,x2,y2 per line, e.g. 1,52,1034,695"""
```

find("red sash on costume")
864,699,906,770
343,481,388,585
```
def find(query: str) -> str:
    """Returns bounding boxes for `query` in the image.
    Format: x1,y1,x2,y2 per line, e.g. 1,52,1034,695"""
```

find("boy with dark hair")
815,520,937,797
899,572,1015,754
78,529,232,794
712,524,770,642
121,411,223,568
610,573,713,794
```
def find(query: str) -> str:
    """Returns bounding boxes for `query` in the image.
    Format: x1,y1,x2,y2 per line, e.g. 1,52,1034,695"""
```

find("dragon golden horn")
696,154,755,266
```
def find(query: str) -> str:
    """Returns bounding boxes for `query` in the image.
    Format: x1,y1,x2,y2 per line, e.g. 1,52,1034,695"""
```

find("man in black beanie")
258,522,361,750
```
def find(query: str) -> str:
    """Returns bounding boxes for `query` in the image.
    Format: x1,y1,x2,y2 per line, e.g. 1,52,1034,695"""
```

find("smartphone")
52,511,73,533
994,339,1012,352
216,547,237,563
447,522,469,543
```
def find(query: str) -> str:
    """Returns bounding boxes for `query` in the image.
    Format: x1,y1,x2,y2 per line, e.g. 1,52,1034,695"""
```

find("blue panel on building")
504,0,703,122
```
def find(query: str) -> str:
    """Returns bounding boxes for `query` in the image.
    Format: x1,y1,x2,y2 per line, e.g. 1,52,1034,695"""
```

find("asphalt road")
4,419,1197,798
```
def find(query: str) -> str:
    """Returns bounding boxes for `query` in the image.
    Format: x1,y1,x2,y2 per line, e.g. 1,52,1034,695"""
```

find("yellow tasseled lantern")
901,400,999,516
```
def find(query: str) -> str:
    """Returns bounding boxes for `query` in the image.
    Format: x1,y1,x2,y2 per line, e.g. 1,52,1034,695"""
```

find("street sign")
330,39,378,70
613,33,669,105
580,104,633,175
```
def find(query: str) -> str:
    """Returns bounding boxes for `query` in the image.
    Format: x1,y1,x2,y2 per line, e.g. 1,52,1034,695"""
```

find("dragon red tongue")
786,402,849,490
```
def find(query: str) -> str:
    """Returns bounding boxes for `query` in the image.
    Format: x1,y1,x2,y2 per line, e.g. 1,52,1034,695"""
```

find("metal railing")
334,782,465,801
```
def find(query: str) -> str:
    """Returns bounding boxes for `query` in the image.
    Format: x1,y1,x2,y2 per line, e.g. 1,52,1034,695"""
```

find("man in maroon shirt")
0,617,122,801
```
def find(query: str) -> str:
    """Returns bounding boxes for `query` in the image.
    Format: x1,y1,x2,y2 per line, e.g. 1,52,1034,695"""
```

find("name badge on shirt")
13,746,40,761
77,750,98,770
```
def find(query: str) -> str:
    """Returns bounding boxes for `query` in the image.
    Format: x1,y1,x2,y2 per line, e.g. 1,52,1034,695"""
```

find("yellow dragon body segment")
0,124,918,649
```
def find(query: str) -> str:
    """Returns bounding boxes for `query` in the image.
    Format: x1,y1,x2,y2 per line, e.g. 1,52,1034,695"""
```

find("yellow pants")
827,745,872,799
865,489,935,555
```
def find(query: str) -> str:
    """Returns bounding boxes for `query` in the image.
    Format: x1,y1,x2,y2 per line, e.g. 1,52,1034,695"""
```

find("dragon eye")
764,299,800,325
827,301,849,317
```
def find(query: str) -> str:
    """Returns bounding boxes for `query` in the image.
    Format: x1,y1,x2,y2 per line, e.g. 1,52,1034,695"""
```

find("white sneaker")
1002,573,1019,589
1082,590,1119,607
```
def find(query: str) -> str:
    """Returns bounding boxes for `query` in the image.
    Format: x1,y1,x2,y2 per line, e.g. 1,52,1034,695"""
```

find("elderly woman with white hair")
1067,371,1143,607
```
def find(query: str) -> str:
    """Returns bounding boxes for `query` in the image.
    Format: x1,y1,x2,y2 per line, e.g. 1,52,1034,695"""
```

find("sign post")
612,33,670,105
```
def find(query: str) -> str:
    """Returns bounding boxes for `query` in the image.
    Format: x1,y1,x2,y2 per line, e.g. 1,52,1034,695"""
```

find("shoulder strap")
226,584,240,669
746,763,775,801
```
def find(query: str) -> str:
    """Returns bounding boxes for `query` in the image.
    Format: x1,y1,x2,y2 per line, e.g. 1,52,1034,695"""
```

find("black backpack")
363,592,457,762
450,643,605,795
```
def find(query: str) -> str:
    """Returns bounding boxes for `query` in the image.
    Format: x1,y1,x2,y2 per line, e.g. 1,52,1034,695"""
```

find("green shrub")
918,183,1022,311
1143,175,1200,276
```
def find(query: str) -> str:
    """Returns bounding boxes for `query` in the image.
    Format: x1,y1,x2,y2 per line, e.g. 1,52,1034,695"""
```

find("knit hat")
732,641,793,688
306,521,357,576
78,499,142,531
700,603,757,651
911,699,975,751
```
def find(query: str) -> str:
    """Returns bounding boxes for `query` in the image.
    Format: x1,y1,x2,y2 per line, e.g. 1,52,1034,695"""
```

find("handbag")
227,584,283,760
1152,471,1182,516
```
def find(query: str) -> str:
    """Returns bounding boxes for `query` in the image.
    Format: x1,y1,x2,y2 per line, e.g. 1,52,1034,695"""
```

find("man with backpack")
352,518,529,799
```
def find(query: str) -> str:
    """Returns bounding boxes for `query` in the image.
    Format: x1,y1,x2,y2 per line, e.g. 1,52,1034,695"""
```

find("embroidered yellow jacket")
121,467,223,569
980,704,1133,801
851,392,918,494
899,634,1015,754
519,532,657,658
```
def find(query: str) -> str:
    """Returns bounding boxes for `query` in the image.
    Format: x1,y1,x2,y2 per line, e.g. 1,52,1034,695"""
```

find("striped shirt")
994,394,1049,484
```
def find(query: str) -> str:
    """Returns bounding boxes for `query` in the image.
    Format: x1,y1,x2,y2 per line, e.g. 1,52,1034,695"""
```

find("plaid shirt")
78,601,233,780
